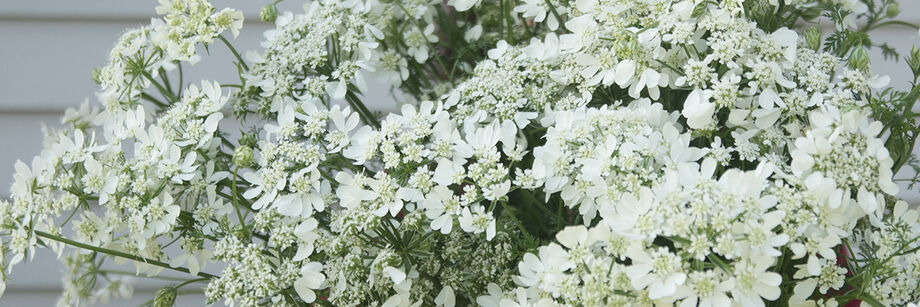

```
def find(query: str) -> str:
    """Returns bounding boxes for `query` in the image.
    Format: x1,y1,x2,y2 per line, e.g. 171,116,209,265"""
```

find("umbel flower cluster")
4,0,920,306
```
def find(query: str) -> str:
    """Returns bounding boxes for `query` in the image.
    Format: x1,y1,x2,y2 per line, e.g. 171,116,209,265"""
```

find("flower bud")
91,67,102,85
886,3,900,18
260,4,278,23
805,27,823,51
233,145,254,168
239,132,257,148
153,287,177,307
847,47,870,72
908,46,920,78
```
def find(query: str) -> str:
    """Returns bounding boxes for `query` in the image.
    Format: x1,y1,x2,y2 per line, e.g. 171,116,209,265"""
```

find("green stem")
543,0,563,28
231,169,250,236
218,34,249,71
175,277,209,289
141,71,179,103
98,270,191,281
34,230,218,279
863,20,918,33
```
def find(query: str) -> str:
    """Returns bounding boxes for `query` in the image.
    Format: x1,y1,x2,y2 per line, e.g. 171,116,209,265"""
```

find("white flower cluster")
3,0,920,306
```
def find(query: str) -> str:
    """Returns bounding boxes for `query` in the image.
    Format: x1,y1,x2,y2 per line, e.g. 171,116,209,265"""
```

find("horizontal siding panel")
0,1,918,304
0,0,306,20
0,113,63,198
0,19,275,111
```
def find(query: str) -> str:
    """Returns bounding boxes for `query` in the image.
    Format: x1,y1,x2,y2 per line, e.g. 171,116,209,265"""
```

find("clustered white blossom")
3,0,920,306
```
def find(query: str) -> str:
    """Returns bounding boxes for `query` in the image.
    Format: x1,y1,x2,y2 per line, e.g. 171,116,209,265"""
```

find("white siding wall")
0,1,919,305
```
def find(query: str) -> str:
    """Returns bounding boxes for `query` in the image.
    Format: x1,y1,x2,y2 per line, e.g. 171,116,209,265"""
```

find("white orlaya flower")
327,60,374,100
198,186,232,235
169,240,211,277
10,156,50,200
242,168,287,211
531,145,569,193
369,51,410,86
343,126,380,165
672,270,734,307
174,112,222,148
734,211,789,257
554,225,596,254
625,245,687,299
730,256,782,307
423,185,462,234
482,180,511,201
559,15,598,52
464,24,483,42
790,259,847,304
334,171,376,208
82,157,119,205
276,170,328,217
682,88,715,129
514,243,572,296
497,113,536,151
157,145,197,183
514,0,562,30
134,125,168,162
487,40,513,60
294,262,326,303
461,121,502,154
447,0,480,11
871,200,920,233
73,211,112,246
293,218,320,261
498,287,544,307
6,228,36,270
433,158,467,186
628,67,669,99
366,177,421,217
53,129,105,164
475,283,506,307
523,33,561,61
142,194,180,237
769,27,799,65
459,205,496,240
194,80,228,116
789,233,840,275
264,104,298,140
435,286,456,307
381,279,421,307
406,24,439,63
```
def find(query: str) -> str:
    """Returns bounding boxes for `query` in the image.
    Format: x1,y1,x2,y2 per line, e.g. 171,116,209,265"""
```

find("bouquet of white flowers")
4,0,920,305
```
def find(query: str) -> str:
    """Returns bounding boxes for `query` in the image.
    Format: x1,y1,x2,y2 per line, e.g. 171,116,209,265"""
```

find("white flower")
559,15,598,52
515,243,572,296
423,185,462,234
294,262,326,303
82,157,118,205
276,169,328,217
673,270,734,307
435,286,456,307
156,145,198,183
333,171,376,208
406,24,438,63
625,245,687,299
53,129,103,164
141,194,180,237
514,0,563,30
242,166,287,210
682,89,715,129
459,205,496,240
730,256,782,306
169,237,211,276
448,0,480,11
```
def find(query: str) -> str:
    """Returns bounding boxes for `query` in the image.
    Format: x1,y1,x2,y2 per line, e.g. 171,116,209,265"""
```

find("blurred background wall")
0,0,919,305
